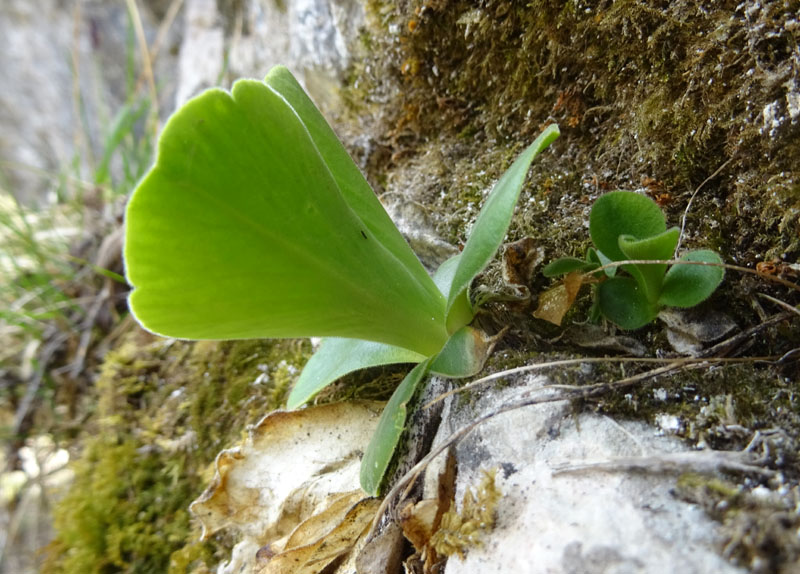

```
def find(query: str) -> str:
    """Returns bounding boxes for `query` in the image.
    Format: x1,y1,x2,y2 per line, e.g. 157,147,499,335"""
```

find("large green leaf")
589,191,666,263
659,250,724,307
125,74,449,356
597,276,659,329
286,338,426,409
360,359,431,496
264,67,439,296
445,124,560,320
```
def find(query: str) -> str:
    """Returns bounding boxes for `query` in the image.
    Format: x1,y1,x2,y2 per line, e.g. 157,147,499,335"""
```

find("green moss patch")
41,329,310,574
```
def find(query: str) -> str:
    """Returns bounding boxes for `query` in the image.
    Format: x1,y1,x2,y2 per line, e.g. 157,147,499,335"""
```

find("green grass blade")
287,338,426,409
125,76,448,355
445,124,559,320
360,359,431,496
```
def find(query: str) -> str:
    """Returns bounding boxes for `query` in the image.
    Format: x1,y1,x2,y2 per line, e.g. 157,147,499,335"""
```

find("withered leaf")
533,271,585,326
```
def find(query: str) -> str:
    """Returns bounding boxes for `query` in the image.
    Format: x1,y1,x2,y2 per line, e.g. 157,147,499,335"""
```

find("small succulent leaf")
617,227,680,302
533,271,586,325
597,276,659,329
360,359,432,496
589,191,667,262
286,338,427,409
264,67,439,296
125,74,449,356
595,249,617,277
542,257,596,277
429,326,494,378
659,250,724,308
445,124,560,320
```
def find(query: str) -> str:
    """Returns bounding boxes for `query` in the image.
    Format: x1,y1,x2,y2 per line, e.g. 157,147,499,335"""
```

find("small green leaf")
597,276,659,329
617,227,679,302
433,254,474,334
589,191,666,262
429,326,494,378
446,124,560,320
594,249,616,277
360,359,431,496
542,257,596,277
125,72,449,355
286,338,427,409
659,250,724,308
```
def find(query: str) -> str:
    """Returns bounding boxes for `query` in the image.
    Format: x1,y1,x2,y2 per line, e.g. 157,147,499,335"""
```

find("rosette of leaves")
542,191,724,329
124,66,559,495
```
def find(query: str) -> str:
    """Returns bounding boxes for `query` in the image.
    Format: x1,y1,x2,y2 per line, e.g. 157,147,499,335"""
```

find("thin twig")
589,258,800,293
699,311,794,358
424,355,781,409
551,450,774,477
757,293,800,318
676,158,733,254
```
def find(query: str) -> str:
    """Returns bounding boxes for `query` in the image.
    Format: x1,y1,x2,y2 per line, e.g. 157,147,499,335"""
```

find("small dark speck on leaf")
361,230,368,239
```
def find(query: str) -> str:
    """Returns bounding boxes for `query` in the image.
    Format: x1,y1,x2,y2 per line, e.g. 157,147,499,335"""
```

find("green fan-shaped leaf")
125,74,448,356
446,124,560,320
542,257,596,277
590,191,666,262
617,227,680,302
597,276,659,329
360,359,431,496
286,338,426,409
264,67,437,287
659,250,724,308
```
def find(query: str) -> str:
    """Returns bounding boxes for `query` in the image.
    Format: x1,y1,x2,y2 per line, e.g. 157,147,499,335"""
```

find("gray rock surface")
433,374,745,574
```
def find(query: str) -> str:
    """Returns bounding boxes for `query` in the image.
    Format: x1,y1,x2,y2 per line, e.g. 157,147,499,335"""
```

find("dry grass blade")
676,157,734,254
125,0,160,130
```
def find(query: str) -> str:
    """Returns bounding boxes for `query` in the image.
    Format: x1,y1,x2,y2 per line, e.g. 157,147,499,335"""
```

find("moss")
348,0,799,271
41,329,311,574
676,474,800,573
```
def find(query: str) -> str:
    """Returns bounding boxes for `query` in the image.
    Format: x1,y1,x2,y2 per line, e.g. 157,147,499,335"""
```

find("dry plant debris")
190,401,383,574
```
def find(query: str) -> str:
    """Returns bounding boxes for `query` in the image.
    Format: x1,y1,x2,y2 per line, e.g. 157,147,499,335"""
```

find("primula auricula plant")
124,65,559,495
542,190,724,329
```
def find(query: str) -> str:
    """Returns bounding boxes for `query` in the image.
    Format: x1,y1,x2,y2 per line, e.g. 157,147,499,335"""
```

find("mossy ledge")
41,329,310,574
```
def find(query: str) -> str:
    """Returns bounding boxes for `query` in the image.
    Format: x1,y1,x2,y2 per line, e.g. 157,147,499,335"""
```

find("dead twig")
551,450,774,478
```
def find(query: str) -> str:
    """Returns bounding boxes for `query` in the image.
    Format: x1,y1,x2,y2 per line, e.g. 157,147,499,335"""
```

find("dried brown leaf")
533,271,585,326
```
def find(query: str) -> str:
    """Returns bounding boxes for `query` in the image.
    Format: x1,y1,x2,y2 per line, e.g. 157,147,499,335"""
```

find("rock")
430,375,745,574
